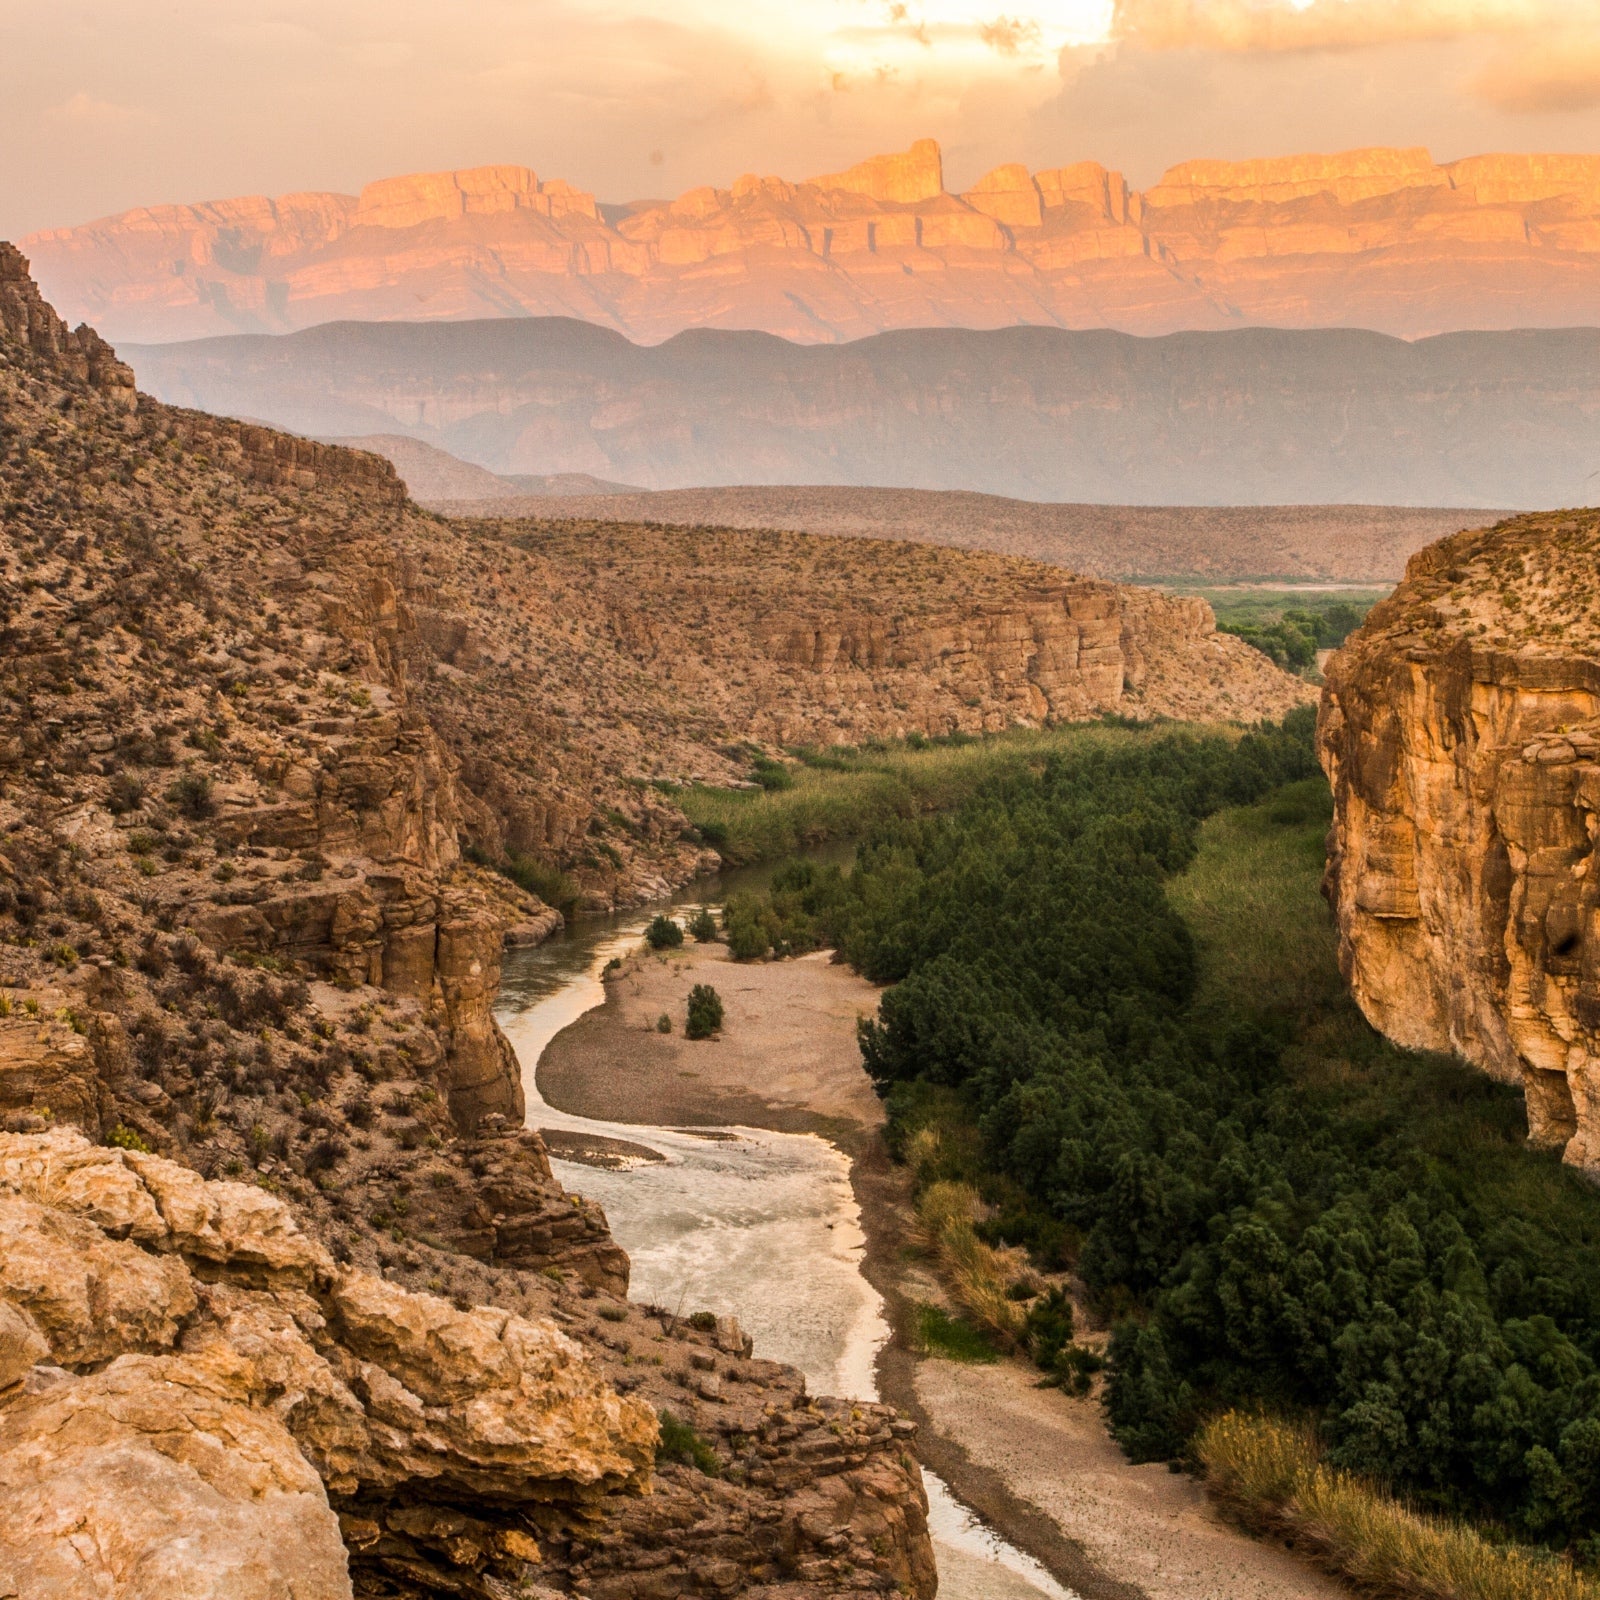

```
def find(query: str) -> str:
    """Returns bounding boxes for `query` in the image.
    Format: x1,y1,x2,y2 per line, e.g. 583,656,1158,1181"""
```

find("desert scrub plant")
656,1409,720,1476
645,913,683,951
685,983,724,1040
1198,1412,1600,1600
167,771,215,819
107,1124,152,1153
687,906,719,943
915,1180,1026,1346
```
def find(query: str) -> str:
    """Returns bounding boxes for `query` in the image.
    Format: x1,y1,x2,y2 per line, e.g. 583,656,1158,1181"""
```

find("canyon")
25,141,1600,348
1319,511,1600,1175
122,316,1600,508
0,243,1307,1593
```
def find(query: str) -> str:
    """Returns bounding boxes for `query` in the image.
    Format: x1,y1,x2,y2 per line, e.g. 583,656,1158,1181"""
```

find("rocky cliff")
0,243,942,1596
123,316,1600,508
26,142,1600,346
1319,510,1600,1172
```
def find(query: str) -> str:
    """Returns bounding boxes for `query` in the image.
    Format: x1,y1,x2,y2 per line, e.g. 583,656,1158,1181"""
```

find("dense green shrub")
645,913,684,950
656,1409,720,1475
687,906,719,942
742,706,1600,1554
685,983,724,1039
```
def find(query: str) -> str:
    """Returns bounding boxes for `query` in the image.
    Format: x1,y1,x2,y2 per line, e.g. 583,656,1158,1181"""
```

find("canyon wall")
25,141,1600,345
123,317,1600,507
1319,511,1600,1172
0,242,943,1600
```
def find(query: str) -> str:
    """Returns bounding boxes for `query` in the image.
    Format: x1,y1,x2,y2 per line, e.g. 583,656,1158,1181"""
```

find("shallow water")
494,907,1074,1600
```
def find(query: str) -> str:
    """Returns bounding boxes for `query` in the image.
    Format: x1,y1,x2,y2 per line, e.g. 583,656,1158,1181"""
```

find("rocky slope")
1319,511,1600,1173
124,316,1600,507
435,486,1485,586
0,241,1308,1593
26,142,1600,346
0,242,945,1597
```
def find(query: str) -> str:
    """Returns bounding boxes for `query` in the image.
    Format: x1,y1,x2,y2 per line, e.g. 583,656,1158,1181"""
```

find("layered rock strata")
1319,511,1600,1171
27,142,1600,345
0,244,937,1595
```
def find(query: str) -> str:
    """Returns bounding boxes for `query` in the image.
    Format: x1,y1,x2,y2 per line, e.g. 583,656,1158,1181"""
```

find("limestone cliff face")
1319,512,1600,1171
27,141,1600,345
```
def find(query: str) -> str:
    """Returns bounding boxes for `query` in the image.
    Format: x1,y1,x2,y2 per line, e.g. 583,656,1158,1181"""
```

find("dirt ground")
537,943,885,1138
537,942,1347,1600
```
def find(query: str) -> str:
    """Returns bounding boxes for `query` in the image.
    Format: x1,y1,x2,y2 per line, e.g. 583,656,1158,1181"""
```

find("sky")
8,0,1600,237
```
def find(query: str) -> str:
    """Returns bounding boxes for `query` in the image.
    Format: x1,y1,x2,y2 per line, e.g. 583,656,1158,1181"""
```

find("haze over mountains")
27,140,1600,346
126,317,1600,508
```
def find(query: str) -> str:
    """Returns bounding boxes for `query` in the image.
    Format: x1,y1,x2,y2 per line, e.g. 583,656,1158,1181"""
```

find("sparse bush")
167,771,214,819
656,1409,720,1476
106,772,145,814
656,1013,672,1034
685,984,724,1040
106,1124,151,1153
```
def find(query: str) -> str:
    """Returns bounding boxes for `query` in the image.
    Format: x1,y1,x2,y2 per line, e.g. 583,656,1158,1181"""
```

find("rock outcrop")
26,141,1600,346
0,248,941,1596
0,1127,652,1599
1319,510,1600,1172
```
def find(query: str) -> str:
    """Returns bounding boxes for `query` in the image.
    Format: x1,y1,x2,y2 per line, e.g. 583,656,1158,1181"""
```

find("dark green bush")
645,914,683,950
685,984,724,1040
688,906,719,942
656,1409,720,1475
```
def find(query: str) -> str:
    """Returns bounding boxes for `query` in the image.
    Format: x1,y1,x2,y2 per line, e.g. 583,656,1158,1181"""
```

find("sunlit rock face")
26,142,1600,344
1319,512,1600,1171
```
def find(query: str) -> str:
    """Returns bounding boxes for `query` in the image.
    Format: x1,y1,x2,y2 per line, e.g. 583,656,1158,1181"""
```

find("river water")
494,898,1075,1600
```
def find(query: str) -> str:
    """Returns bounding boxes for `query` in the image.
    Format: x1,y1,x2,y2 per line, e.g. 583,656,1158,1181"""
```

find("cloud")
42,91,156,128
1109,0,1581,53
981,15,1045,53
1473,31,1600,109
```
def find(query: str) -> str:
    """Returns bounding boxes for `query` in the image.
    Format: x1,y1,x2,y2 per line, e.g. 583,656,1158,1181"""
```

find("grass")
1199,1412,1600,1600
912,1303,1000,1364
679,719,1220,866
1169,775,1600,1247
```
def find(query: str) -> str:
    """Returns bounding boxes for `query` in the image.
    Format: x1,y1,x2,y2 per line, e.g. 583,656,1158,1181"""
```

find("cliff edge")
1319,510,1600,1170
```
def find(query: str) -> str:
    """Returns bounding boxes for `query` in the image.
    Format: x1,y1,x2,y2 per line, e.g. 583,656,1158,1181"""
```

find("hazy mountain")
127,317,1600,508
26,142,1600,346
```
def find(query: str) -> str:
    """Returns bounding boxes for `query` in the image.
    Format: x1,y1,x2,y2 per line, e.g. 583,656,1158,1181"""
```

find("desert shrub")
106,772,145,814
106,1124,151,1153
502,849,578,916
166,771,214,819
687,906,719,943
657,1409,720,1475
645,913,683,950
656,1013,672,1034
685,984,724,1040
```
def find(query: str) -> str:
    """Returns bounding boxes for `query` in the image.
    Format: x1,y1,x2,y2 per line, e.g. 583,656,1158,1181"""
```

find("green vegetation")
737,709,1600,1561
656,1409,721,1475
1205,592,1380,674
680,720,1198,867
1200,1413,1600,1600
913,1303,1000,1364
687,906,719,943
645,913,684,950
685,983,724,1040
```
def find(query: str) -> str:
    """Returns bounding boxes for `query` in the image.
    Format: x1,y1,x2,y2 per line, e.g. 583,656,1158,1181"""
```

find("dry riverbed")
538,942,1345,1600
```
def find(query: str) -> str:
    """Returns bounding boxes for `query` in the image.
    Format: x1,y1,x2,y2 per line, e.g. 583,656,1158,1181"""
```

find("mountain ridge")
27,139,1600,345
124,315,1600,509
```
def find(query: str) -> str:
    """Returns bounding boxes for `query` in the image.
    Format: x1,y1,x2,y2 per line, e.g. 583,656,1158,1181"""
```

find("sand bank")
537,942,1345,1600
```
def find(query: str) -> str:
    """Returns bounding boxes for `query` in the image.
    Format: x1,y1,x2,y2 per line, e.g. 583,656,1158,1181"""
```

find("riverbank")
537,941,1346,1600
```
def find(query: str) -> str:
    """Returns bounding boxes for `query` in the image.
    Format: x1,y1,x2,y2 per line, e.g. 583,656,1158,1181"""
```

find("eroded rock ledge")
1319,511,1600,1170
0,1130,934,1599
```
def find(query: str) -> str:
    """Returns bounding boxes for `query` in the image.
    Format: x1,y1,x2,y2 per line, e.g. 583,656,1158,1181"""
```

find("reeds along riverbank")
676,719,1217,866
1199,1413,1600,1600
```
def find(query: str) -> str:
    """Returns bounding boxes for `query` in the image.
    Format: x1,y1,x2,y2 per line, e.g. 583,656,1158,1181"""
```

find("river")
493,895,1076,1600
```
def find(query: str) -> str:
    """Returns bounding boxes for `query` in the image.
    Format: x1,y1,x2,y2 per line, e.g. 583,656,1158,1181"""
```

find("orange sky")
8,0,1600,235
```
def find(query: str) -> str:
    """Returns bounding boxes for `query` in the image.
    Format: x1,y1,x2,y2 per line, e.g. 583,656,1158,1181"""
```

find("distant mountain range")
26,141,1600,345
125,317,1600,508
